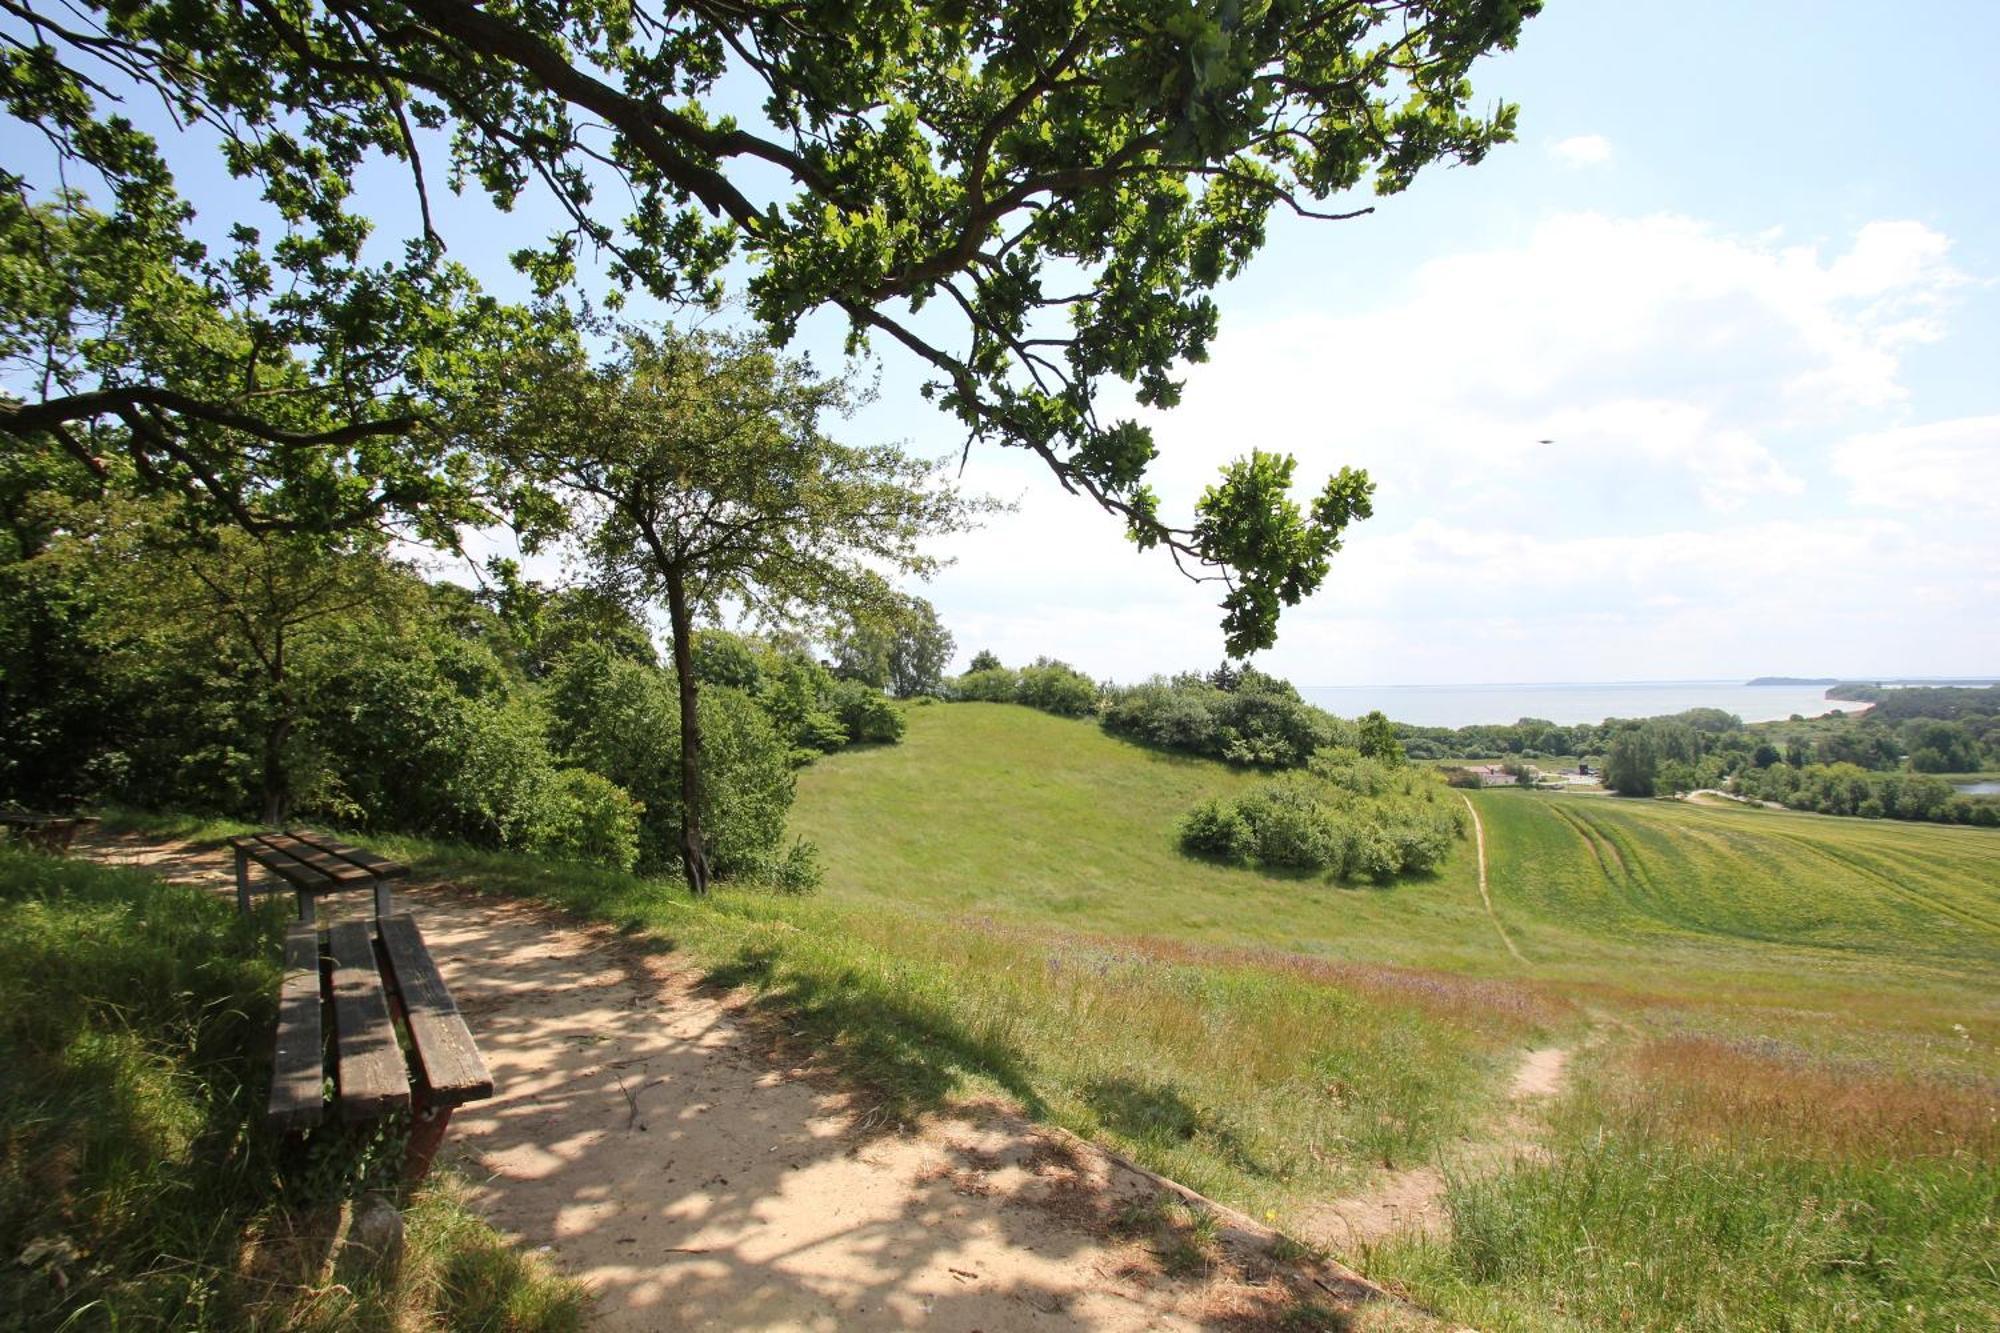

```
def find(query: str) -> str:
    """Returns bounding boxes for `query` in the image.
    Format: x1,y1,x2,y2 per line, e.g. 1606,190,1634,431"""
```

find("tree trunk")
260,638,291,826
261,699,292,826
663,566,712,894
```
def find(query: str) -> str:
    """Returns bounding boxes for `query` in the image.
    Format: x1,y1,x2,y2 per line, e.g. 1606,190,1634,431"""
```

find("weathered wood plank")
268,921,326,1132
255,832,375,885
239,840,337,891
377,914,493,1106
327,920,410,1120
287,828,411,880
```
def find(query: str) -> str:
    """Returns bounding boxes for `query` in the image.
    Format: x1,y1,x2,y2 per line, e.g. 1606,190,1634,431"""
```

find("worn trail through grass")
1460,793,1525,964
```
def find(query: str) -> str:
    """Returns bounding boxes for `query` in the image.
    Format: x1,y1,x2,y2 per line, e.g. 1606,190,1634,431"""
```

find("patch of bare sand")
1299,1044,1572,1253
77,833,1409,1330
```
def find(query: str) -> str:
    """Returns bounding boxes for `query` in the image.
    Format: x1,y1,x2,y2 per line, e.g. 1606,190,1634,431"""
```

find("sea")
1295,680,1856,730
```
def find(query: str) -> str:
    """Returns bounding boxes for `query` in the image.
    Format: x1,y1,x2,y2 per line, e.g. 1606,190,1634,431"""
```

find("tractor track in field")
1462,793,1527,964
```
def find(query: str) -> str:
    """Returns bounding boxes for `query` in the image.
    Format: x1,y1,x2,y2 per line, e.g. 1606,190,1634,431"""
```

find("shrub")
952,666,1019,702
1179,799,1253,860
1236,779,1339,870
1102,669,1334,767
524,768,643,872
1016,657,1099,717
748,838,824,893
547,649,796,877
1177,765,1464,881
827,678,905,743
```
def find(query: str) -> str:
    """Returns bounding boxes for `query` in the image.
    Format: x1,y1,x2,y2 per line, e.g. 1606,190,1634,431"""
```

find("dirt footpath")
84,834,1391,1330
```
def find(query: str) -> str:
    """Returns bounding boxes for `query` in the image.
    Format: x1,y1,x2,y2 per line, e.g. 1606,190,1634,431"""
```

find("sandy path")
80,833,1389,1330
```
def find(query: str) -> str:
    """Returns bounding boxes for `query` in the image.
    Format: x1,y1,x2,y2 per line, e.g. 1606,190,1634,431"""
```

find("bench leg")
235,847,252,915
403,1105,454,1183
296,889,315,924
374,879,394,919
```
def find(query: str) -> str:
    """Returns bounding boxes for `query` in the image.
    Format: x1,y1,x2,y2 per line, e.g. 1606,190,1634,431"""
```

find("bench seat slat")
268,921,326,1132
286,828,410,881
236,838,337,891
378,914,493,1105
327,920,410,1119
255,833,375,886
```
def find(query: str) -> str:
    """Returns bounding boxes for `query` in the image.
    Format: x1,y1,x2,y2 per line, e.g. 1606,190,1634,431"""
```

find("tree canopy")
498,324,990,889
1,0,1538,650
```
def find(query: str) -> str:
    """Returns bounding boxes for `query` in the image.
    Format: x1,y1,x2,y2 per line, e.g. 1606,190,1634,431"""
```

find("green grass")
0,848,585,1331
792,702,1509,968
96,703,2000,1328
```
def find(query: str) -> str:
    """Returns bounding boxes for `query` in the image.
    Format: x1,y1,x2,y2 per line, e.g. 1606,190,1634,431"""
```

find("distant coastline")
1746,676,2000,689
1298,679,1864,729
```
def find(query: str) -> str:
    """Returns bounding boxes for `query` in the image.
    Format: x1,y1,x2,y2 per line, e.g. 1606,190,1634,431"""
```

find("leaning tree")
499,325,991,892
1,0,1537,652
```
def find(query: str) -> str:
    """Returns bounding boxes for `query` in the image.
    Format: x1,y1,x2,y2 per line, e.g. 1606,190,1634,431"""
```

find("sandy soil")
80,833,1399,1330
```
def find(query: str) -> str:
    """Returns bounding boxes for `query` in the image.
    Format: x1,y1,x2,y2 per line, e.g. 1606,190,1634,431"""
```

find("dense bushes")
0,531,864,881
549,647,798,877
1179,752,1466,881
952,665,1019,702
1732,762,1998,826
695,629,905,757
1103,669,1344,767
948,656,1099,716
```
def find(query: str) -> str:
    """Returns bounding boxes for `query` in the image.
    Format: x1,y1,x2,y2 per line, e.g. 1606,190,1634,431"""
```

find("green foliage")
966,650,1003,673
693,630,765,692
0,851,584,1329
1734,762,1990,825
951,665,1020,703
1604,728,1661,796
524,769,643,873
548,648,798,877
1187,454,1376,655
1014,657,1099,717
1189,760,1466,881
827,678,905,745
1355,709,1405,764
2,0,1539,649
1101,668,1340,768
832,593,954,698
1178,798,1254,862
498,324,986,890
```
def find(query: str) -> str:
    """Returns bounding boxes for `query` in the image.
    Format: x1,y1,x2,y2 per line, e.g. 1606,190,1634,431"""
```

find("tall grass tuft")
1378,1039,2000,1331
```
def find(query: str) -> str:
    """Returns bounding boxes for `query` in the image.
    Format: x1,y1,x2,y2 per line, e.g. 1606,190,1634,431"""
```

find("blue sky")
880,1,2000,684
20,1,1999,685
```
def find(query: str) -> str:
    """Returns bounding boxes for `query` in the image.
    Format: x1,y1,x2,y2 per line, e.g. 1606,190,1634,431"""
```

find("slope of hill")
793,703,2000,1015
783,701,2000,1328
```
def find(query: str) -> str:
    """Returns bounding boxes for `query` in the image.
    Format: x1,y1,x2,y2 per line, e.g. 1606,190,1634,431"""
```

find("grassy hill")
140,702,1991,1329
780,701,2000,1329
796,703,2000,1029
792,701,1504,967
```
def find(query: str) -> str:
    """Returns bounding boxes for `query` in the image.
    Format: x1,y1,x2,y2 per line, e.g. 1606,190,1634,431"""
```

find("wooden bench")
0,812,99,853
272,913,494,1180
230,828,410,922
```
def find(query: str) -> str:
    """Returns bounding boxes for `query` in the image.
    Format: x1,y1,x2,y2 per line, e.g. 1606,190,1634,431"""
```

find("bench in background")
1,812,99,853
230,829,410,922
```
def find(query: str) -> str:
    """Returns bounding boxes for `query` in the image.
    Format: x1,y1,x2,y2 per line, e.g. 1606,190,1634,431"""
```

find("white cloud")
1832,415,2000,514
1550,134,1614,167
915,211,1985,682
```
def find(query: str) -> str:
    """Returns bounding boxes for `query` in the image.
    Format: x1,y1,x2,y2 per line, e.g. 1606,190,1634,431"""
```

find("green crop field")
779,702,2000,1329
